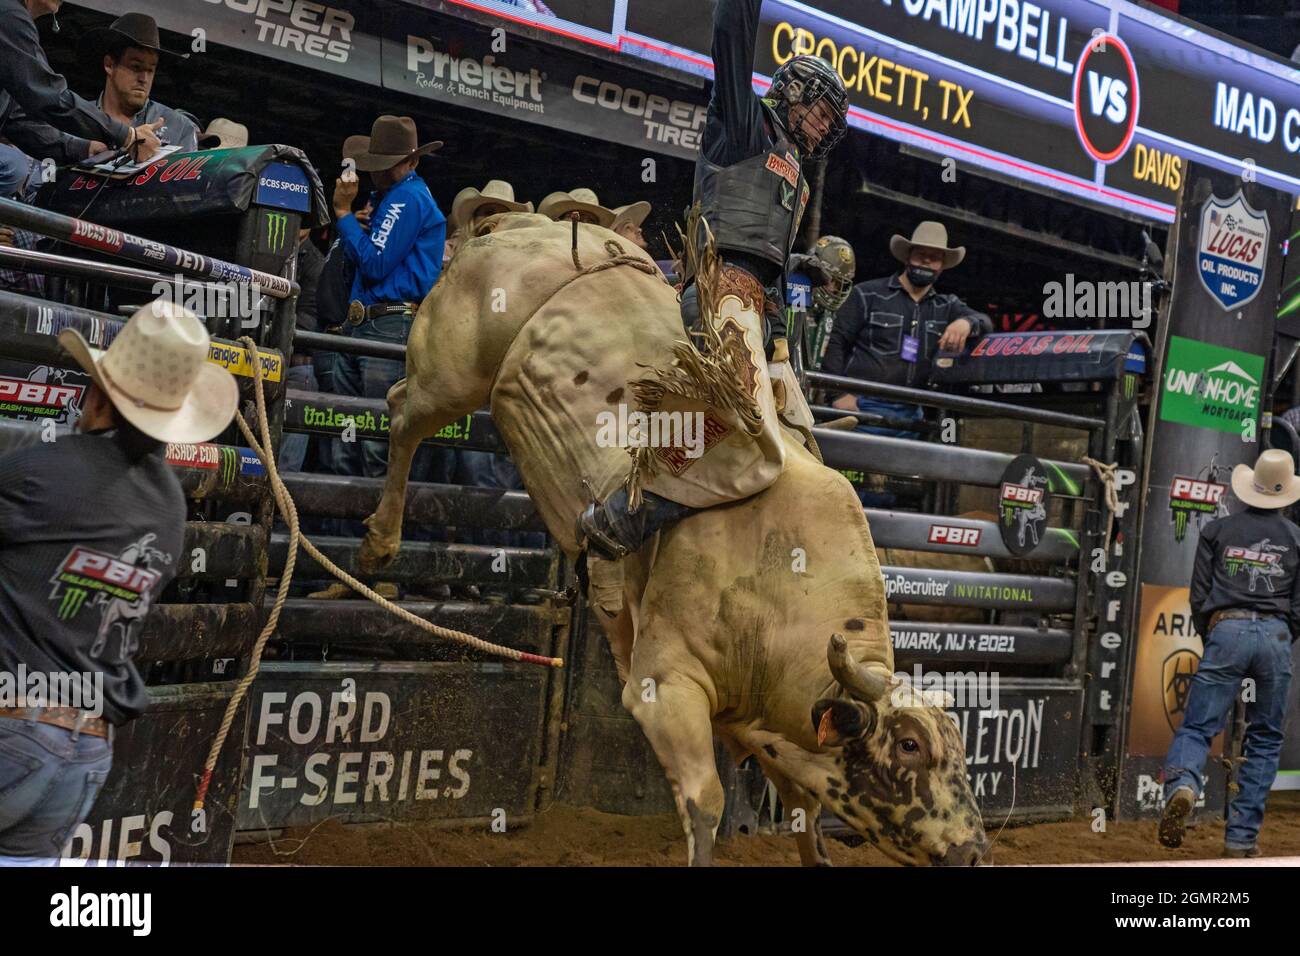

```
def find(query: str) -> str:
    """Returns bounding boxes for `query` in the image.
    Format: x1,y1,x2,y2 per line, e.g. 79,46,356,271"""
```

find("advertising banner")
1121,161,1291,818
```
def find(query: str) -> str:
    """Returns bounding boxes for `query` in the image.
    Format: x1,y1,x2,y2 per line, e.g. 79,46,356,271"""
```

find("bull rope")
187,334,567,824
1081,456,1121,552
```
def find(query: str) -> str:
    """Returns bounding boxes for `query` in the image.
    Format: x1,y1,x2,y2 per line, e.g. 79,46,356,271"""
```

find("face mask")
906,265,938,289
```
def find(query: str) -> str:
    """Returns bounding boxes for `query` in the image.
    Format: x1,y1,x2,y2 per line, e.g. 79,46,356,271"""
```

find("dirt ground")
231,791,1300,866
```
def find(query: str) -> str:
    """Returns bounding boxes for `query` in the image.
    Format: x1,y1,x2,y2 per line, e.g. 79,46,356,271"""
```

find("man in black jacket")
0,0,163,198
1159,449,1300,858
824,221,991,438
578,0,848,560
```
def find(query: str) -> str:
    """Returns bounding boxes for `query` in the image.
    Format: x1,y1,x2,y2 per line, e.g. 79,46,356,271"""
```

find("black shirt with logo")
0,430,185,724
823,275,992,389
1190,506,1300,638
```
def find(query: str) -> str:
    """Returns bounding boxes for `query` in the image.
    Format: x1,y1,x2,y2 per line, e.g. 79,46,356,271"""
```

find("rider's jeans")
1162,616,1293,849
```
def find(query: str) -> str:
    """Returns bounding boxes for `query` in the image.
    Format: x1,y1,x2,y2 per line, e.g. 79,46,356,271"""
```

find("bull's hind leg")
624,679,723,866
358,372,487,574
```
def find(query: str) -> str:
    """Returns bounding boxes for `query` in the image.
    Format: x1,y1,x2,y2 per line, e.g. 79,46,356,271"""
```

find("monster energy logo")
58,586,88,620
265,212,289,253
219,446,237,488
1123,373,1137,400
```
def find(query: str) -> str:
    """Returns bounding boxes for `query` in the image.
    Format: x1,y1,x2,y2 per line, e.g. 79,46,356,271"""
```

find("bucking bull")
354,213,988,866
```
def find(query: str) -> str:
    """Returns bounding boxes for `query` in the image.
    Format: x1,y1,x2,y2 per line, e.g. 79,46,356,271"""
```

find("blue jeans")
852,396,923,509
330,314,410,480
1162,617,1294,849
0,716,112,865
279,363,318,473
0,144,37,201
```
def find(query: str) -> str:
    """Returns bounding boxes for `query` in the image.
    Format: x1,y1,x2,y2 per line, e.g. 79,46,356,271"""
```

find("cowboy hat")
350,116,441,173
451,181,533,230
58,299,238,444
612,201,651,230
197,117,249,150
1231,449,1300,509
538,189,616,228
81,12,189,59
889,221,965,269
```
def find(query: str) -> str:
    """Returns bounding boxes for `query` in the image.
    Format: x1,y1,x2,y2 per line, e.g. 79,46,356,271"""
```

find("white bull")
355,214,988,865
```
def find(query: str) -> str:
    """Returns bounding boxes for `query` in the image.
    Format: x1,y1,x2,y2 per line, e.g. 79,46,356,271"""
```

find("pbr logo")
927,524,981,548
49,536,171,661
1168,475,1226,542
998,454,1050,556
1162,648,1200,732
1198,192,1269,311
1224,540,1288,592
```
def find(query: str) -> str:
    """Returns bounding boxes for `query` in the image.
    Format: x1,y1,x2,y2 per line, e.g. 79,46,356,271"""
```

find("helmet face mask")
771,56,849,158
811,235,856,310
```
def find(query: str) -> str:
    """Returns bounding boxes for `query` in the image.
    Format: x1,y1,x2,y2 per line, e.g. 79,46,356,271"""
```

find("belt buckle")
347,300,365,326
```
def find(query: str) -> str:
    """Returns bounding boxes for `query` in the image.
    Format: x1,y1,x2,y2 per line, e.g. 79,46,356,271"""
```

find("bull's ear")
812,699,866,747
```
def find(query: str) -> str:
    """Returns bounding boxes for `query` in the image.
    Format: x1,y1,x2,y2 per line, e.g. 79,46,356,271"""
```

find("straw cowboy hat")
82,12,189,58
612,201,651,230
1231,450,1300,509
890,221,966,269
58,300,238,444
198,118,249,150
451,181,533,230
350,116,442,173
538,189,616,228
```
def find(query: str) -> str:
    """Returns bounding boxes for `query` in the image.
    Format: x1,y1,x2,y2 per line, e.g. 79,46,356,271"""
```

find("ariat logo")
265,212,289,254
1162,648,1200,732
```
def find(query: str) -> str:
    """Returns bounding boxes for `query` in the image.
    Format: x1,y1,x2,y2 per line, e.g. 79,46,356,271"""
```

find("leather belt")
1209,609,1282,632
346,300,418,326
0,706,110,738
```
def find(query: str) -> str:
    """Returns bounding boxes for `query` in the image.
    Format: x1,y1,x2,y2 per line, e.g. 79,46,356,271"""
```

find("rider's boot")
576,487,698,561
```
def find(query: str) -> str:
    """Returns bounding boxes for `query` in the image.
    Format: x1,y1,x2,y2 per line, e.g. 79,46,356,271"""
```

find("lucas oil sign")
1197,192,1270,311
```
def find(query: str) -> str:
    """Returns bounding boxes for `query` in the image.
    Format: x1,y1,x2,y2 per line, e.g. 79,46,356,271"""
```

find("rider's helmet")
810,235,856,311
769,55,849,158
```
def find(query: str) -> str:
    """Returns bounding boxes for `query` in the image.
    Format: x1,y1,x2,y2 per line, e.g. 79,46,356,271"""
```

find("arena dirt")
232,791,1300,866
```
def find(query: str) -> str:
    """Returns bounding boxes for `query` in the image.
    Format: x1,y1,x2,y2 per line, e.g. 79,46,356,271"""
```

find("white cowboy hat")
1231,449,1300,509
451,181,533,231
889,221,966,269
538,189,616,228
612,201,651,230
58,299,239,444
198,118,250,150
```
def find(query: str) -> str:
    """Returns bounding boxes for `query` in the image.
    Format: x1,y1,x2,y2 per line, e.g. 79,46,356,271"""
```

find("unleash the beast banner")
1120,162,1291,818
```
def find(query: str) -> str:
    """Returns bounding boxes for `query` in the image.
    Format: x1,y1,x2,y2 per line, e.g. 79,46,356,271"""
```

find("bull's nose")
941,841,985,866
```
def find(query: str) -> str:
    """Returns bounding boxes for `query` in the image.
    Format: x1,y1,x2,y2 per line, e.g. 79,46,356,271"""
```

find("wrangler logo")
927,525,981,547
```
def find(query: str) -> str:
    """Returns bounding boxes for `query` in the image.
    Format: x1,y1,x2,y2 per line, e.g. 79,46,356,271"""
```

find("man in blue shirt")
329,115,445,480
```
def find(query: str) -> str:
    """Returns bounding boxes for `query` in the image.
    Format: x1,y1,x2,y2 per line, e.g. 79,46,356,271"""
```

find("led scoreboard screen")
621,0,1300,221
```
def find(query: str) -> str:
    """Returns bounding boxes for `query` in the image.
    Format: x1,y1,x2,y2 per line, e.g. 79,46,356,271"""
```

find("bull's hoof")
357,527,401,574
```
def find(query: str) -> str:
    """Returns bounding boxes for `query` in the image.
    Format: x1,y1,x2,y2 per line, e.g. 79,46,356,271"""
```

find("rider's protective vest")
693,104,810,275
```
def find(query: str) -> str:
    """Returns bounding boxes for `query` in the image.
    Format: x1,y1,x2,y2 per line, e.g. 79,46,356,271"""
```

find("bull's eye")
899,738,920,754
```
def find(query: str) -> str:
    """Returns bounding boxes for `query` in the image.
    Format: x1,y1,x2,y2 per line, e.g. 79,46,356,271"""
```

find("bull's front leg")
764,770,833,867
624,678,724,866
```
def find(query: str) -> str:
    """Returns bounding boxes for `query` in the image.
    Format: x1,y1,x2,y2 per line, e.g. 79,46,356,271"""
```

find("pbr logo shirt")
0,430,185,723
1189,506,1300,638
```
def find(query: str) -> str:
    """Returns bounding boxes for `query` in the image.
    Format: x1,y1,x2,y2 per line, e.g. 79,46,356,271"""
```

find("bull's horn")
827,633,889,703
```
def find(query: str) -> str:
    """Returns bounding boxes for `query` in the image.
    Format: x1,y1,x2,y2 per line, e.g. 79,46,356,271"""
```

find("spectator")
0,0,164,192
445,179,531,262
314,134,371,397
538,188,616,227
197,117,249,150
610,201,650,250
824,221,990,439
329,112,444,482
0,301,236,865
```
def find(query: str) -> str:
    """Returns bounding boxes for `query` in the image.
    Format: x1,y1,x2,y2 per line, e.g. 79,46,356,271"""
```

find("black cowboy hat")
81,12,190,59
